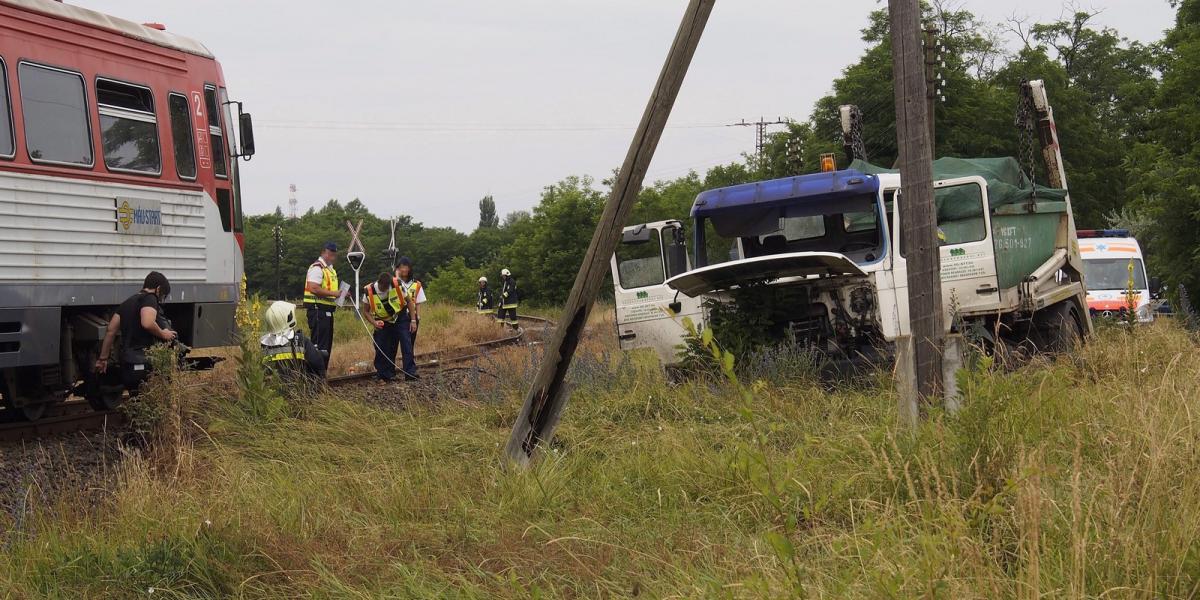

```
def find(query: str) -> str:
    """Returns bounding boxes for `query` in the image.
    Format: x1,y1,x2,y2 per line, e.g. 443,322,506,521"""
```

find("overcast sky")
84,0,1177,232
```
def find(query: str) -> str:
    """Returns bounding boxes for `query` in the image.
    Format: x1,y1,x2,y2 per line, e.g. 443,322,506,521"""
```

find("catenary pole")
890,0,944,418
506,0,716,467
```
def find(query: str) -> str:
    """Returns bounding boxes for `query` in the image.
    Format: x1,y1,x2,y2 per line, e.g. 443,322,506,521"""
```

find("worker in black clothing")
476,276,494,314
497,268,520,330
94,271,177,394
260,300,327,383
304,241,343,360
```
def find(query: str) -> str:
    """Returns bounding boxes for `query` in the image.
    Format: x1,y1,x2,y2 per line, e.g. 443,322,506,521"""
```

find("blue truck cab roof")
690,169,881,220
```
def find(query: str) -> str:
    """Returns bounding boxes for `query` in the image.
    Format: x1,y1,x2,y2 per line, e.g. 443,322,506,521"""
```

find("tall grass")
1,316,1198,597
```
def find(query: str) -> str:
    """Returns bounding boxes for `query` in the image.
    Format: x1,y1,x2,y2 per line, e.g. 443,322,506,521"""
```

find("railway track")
0,314,555,436
0,401,126,442
328,313,553,387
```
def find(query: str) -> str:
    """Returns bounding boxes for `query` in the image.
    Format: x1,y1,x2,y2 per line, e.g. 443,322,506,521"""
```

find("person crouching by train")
261,301,327,383
476,276,494,314
303,241,341,361
394,257,425,379
497,268,520,330
94,271,177,394
362,272,416,382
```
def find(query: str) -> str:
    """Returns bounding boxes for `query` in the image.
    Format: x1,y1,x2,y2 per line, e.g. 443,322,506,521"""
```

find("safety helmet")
263,301,298,337
501,268,511,277
478,276,488,284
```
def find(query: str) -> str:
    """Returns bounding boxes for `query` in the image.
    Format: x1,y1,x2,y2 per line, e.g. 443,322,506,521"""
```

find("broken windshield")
717,191,884,262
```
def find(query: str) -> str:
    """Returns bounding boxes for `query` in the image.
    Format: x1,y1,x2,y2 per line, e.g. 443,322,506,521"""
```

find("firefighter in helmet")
261,301,327,382
476,276,494,314
497,268,520,329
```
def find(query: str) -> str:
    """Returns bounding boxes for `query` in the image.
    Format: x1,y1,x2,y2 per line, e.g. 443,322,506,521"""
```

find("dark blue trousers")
373,320,401,381
397,317,416,378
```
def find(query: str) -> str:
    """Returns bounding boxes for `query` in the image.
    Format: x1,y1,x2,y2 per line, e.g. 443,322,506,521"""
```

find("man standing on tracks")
304,242,343,360
94,271,177,394
476,276,494,315
361,273,414,382
497,268,520,330
394,257,425,380
261,301,327,383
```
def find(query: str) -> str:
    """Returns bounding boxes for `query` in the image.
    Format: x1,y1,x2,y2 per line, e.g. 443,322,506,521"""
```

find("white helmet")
501,268,511,277
262,301,298,337
478,276,488,284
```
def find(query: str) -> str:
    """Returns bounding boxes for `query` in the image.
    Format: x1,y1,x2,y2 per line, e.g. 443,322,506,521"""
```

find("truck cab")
611,158,1089,367
1078,229,1157,323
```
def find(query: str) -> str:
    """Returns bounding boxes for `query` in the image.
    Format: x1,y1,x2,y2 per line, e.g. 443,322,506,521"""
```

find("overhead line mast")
728,117,790,163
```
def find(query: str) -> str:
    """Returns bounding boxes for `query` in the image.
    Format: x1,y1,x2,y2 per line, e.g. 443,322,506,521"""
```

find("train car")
0,0,253,418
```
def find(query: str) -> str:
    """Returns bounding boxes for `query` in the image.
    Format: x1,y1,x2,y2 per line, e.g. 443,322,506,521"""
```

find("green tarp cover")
849,157,1068,222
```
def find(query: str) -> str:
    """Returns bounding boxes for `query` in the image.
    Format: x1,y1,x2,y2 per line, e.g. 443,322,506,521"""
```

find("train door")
610,221,704,366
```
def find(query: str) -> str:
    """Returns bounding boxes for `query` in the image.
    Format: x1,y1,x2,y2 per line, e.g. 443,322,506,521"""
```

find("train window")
204,86,227,178
18,62,93,167
216,188,233,232
219,87,244,233
168,93,196,179
96,78,160,174
0,59,12,158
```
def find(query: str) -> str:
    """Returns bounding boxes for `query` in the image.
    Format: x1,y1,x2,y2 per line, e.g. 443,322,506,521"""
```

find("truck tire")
1036,301,1084,355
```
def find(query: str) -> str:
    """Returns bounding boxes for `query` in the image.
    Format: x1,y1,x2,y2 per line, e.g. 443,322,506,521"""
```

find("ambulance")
1078,230,1158,323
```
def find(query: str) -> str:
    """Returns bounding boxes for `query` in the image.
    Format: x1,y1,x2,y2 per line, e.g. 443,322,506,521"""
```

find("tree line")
244,1,1200,306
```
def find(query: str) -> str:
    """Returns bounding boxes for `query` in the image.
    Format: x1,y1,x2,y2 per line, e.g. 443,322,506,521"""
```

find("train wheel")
1,371,53,421
19,402,46,421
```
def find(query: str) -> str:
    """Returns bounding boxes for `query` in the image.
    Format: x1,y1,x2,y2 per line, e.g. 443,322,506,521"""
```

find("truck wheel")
1037,301,1083,354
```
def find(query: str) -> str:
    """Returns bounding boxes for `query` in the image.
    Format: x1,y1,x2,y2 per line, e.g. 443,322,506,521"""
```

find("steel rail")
326,314,552,388
0,401,126,442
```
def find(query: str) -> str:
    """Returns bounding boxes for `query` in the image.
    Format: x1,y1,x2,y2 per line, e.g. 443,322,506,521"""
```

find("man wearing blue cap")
303,241,341,359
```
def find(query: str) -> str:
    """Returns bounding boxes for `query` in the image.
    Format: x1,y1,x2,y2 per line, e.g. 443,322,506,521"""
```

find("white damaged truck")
610,81,1092,367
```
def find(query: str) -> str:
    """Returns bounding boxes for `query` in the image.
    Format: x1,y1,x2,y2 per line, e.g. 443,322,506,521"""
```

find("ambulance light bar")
1078,229,1130,239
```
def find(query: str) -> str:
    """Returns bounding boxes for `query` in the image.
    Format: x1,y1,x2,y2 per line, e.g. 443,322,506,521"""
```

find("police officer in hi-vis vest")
361,272,416,382
394,257,425,380
303,241,341,359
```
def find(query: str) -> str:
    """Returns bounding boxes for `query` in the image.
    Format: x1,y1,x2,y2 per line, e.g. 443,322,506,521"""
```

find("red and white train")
0,0,252,417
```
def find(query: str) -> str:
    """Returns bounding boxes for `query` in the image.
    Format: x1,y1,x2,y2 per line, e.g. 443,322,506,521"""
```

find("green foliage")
233,291,286,422
425,256,484,306
1124,0,1200,302
501,176,605,306
6,321,1200,596
243,200,472,301
478,195,499,229
119,344,179,437
773,3,1158,229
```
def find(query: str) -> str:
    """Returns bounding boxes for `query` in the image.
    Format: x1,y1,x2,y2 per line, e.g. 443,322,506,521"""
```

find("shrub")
425,256,484,306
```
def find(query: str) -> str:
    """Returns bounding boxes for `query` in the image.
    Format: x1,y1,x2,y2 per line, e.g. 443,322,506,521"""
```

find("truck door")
610,222,704,366
934,176,1000,318
891,176,999,335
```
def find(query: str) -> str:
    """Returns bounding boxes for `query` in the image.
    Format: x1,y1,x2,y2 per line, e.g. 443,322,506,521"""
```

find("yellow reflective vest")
303,260,339,306
263,340,305,365
365,278,406,323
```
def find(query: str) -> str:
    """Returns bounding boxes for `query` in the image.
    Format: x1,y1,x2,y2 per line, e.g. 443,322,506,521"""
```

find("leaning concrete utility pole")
506,0,716,467
890,0,944,424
